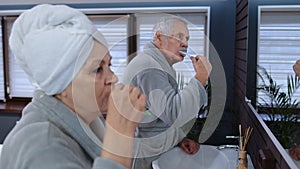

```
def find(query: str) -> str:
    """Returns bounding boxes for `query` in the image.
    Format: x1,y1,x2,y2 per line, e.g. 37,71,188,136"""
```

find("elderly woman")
0,4,146,169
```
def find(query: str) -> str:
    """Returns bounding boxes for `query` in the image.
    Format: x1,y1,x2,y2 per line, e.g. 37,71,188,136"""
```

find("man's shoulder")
124,53,162,75
128,52,159,68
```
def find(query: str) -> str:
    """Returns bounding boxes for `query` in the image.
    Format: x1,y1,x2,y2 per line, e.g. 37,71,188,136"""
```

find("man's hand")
191,56,212,86
293,60,300,78
289,145,300,161
178,138,200,155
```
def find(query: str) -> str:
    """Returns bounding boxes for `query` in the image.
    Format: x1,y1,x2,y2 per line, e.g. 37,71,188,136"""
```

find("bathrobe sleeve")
0,122,127,169
19,142,126,169
93,158,127,169
134,68,207,129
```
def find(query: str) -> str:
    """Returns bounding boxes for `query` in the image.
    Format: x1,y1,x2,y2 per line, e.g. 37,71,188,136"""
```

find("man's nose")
181,40,188,48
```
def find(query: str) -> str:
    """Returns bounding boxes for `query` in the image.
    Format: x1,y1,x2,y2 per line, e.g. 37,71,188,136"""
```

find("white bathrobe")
122,42,208,169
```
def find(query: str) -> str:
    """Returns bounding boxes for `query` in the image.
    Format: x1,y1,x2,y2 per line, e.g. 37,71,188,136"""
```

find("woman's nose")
111,74,118,84
106,70,118,85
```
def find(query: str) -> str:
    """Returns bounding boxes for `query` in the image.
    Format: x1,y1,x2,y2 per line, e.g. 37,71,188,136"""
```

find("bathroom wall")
234,0,300,168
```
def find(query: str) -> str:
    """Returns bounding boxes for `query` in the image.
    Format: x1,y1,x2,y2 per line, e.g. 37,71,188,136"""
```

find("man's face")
158,21,189,65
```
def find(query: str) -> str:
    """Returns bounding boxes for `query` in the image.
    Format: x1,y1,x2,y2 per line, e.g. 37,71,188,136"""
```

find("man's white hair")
153,16,188,40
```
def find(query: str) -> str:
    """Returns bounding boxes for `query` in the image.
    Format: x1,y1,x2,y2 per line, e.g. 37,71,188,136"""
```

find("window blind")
257,11,300,104
135,13,206,86
7,17,35,98
2,10,207,99
0,20,5,101
5,15,129,98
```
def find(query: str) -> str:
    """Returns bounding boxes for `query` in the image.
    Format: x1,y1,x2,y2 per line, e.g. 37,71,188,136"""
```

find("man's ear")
154,31,164,47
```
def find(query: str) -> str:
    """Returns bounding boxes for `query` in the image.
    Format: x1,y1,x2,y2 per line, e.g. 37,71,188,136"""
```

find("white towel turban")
9,4,108,95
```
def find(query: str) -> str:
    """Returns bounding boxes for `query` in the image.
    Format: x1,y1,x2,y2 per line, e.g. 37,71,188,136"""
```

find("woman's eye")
95,67,103,73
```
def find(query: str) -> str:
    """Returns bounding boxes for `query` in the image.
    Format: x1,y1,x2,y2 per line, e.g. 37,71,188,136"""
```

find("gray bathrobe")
0,90,126,169
122,42,208,169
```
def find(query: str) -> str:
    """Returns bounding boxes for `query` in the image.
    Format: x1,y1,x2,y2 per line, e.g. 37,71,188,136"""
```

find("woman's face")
60,40,117,123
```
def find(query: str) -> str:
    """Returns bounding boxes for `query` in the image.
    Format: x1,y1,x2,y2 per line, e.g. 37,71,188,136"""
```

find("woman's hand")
106,84,146,135
102,84,146,168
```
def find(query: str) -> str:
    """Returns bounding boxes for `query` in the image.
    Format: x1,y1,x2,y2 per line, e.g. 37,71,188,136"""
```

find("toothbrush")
179,51,197,58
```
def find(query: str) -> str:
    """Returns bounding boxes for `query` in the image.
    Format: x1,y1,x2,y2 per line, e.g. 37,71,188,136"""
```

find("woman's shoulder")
1,120,88,167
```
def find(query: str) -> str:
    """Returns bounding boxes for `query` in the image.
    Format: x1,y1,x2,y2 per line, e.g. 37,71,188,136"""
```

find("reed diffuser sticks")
237,124,253,169
238,124,253,151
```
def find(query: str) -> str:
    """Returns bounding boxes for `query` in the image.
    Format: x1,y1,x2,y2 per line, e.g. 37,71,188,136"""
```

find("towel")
9,4,107,95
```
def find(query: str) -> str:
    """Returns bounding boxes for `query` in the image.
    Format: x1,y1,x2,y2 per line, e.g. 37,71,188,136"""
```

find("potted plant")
257,66,300,148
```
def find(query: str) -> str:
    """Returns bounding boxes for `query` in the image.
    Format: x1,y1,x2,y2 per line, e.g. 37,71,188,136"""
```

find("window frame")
0,6,210,112
256,5,300,107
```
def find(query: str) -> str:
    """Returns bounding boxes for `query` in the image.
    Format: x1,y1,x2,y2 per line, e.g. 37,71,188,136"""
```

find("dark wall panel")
234,0,298,168
0,113,21,144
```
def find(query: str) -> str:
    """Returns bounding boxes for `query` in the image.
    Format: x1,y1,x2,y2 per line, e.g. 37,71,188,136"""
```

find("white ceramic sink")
152,145,229,169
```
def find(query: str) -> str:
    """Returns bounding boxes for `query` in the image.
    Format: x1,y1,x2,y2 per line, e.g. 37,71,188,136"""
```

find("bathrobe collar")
29,90,105,160
143,42,177,80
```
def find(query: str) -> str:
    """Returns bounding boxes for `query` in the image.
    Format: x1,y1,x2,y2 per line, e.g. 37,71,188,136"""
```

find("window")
257,6,300,104
0,18,4,101
0,7,209,102
4,15,129,99
6,17,35,98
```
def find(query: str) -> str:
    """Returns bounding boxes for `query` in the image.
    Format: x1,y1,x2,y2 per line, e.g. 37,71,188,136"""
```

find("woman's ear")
55,84,71,100
54,84,75,112
55,90,67,101
60,90,68,97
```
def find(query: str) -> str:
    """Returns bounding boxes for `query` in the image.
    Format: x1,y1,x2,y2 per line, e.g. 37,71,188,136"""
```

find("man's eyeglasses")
161,33,189,43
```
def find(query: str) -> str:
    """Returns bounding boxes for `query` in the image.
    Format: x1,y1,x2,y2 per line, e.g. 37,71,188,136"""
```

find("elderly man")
122,16,212,169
